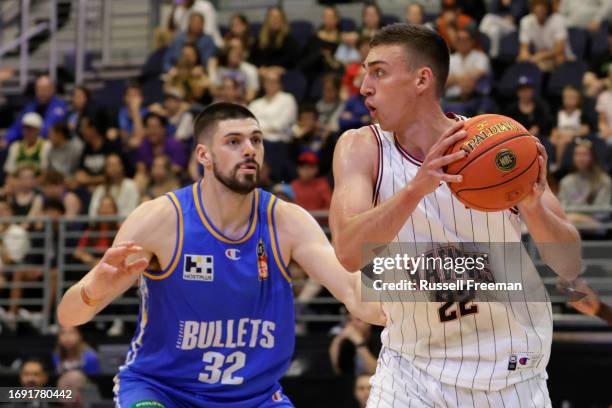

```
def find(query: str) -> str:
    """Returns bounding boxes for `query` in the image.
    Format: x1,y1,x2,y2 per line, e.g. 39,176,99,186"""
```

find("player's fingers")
536,156,546,188
96,262,119,276
112,241,137,248
438,173,463,183
431,130,467,157
439,120,465,140
430,150,467,168
125,258,149,275
104,245,144,264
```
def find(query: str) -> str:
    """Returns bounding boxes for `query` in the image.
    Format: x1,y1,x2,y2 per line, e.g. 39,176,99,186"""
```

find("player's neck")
394,105,456,160
200,179,255,239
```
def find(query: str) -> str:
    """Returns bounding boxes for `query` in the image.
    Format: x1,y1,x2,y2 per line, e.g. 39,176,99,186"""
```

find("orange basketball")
445,114,539,212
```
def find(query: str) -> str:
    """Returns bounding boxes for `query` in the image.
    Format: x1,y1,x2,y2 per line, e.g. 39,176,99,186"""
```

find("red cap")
297,151,319,165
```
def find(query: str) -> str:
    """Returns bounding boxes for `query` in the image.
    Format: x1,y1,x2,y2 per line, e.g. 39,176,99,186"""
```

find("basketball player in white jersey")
330,24,582,407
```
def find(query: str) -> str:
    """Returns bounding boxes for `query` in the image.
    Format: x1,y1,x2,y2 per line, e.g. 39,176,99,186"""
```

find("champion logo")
225,248,241,260
519,357,529,365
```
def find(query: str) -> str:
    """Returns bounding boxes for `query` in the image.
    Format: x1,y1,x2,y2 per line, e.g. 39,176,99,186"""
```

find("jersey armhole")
143,192,183,280
369,125,384,206
268,196,292,284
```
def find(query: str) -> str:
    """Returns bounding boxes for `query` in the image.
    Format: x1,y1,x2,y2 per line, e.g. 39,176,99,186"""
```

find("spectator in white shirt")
518,0,574,71
445,27,490,100
170,0,223,47
88,154,140,218
559,0,612,32
596,70,612,142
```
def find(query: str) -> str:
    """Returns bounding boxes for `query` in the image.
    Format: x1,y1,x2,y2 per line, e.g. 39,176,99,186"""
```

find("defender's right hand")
83,241,148,301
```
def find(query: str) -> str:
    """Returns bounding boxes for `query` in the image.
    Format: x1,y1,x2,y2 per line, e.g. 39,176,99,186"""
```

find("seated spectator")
210,39,259,102
141,156,181,201
335,30,361,67
57,369,92,408
0,197,30,291
518,0,573,72
7,165,43,221
135,113,188,178
66,86,91,139
341,36,371,98
250,6,299,70
291,105,328,160
558,139,611,228
596,70,612,142
4,113,50,175
300,6,342,83
169,0,223,47
353,374,372,408
317,73,344,137
148,88,195,142
445,27,491,101
551,85,592,161
290,152,332,211
338,93,370,133
74,195,118,268
504,76,553,139
47,122,84,179
163,12,217,73
41,171,82,218
18,358,49,388
456,0,487,23
162,44,211,104
433,0,476,51
214,76,248,106
405,2,426,25
559,0,610,32
249,70,297,181
75,113,122,189
52,326,100,375
108,82,147,146
360,3,383,39
329,311,380,376
224,13,254,51
88,154,139,218
480,0,528,58
5,75,68,144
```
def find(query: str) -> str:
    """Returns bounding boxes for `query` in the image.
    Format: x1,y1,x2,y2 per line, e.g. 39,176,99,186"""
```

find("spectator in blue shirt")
5,75,67,144
109,81,148,147
52,326,100,376
163,12,217,72
339,93,370,132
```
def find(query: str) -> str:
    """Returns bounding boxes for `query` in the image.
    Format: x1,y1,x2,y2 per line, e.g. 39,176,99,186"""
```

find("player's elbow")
333,244,362,272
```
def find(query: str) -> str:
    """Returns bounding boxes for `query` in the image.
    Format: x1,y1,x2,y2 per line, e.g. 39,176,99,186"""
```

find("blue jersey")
116,182,294,405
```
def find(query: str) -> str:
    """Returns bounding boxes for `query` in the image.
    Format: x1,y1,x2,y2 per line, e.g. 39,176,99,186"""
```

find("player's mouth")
365,101,377,116
238,162,258,174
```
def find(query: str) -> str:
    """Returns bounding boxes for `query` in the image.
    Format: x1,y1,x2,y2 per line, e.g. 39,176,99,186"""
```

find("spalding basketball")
445,114,539,212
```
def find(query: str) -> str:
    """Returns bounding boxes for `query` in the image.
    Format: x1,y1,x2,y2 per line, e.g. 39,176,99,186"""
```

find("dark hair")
529,0,551,12
44,198,65,214
50,122,70,140
370,23,450,97
20,357,48,373
299,103,319,118
144,112,169,128
79,110,109,136
322,72,341,90
126,80,142,92
42,170,65,186
194,102,258,143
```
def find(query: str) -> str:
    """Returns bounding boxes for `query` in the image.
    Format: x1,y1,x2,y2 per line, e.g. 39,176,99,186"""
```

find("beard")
212,157,260,195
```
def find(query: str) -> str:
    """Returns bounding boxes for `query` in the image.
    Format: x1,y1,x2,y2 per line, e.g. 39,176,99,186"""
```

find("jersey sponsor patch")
183,254,214,281
130,401,167,408
508,352,543,371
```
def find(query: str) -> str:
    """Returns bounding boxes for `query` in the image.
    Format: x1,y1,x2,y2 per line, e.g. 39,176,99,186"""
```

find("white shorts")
367,347,552,408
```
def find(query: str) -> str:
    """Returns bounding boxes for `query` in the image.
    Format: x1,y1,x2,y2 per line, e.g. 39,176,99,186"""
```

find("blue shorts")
114,374,294,408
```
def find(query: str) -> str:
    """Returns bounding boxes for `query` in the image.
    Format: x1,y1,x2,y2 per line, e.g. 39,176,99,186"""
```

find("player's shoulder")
334,125,381,174
336,125,380,151
124,195,177,235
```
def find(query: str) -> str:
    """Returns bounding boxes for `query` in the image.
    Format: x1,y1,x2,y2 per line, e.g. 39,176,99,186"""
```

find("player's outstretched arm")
276,200,386,326
57,197,176,327
329,122,466,271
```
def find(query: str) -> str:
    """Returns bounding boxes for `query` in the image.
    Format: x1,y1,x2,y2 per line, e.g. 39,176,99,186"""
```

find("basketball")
445,114,540,212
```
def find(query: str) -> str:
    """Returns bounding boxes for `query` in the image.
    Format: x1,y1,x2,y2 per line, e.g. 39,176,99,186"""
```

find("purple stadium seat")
546,60,588,98
568,28,588,59
339,17,356,32
290,20,315,50
498,31,519,63
281,70,307,103
497,62,542,98
382,14,400,27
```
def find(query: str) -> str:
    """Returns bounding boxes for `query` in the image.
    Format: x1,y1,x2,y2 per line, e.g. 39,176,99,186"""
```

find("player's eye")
228,138,240,145
252,136,262,145
375,69,384,78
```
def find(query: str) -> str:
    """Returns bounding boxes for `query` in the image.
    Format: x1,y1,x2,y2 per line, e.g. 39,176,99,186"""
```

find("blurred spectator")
456,0,487,23
47,122,84,179
405,2,426,25
335,31,361,66
290,152,332,211
590,25,612,79
353,374,372,408
300,6,342,83
518,0,573,72
141,156,181,201
338,93,370,132
88,154,139,218
163,12,217,73
224,13,254,51
558,139,611,227
0,197,30,290
360,3,383,39
271,182,295,202
445,27,491,101
162,44,211,104
74,195,118,268
214,76,247,106
504,76,553,139
257,161,274,192
4,113,50,175
41,171,81,218
568,279,612,325
52,327,100,375
291,105,328,159
551,85,592,161
249,70,297,181
169,0,222,47
559,0,612,32
211,38,259,102
148,88,195,142
340,36,370,98
109,82,147,147
317,73,344,136
135,113,188,177
250,6,299,70
433,0,476,51
56,369,90,408
5,75,67,144
75,113,122,189
66,86,91,139
7,165,43,221
480,0,528,57
329,312,380,376
596,70,612,141
7,358,50,408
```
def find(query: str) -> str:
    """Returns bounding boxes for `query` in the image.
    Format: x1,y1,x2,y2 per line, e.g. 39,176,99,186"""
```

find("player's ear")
414,67,433,96
195,143,212,167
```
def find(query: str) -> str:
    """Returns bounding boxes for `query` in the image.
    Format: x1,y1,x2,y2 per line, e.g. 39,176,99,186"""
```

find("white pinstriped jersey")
370,122,553,392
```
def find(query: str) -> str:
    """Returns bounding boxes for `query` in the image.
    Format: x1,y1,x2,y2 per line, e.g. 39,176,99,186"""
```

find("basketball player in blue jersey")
57,102,385,408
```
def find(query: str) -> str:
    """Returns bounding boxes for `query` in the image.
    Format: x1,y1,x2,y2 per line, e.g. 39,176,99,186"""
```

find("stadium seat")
250,21,262,38
308,74,324,101
339,17,356,32
382,14,400,26
497,62,542,98
589,23,609,60
290,20,315,50
568,28,588,60
91,79,127,110
220,24,229,37
498,31,520,64
478,32,491,55
546,60,588,98
281,70,308,103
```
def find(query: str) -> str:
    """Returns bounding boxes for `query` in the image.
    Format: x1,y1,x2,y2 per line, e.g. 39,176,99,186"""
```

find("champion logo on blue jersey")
225,248,241,260
183,254,214,281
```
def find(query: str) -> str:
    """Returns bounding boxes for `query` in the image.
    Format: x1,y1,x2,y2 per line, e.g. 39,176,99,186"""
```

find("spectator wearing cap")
47,122,84,179
290,152,332,211
4,112,50,175
5,75,67,144
504,75,553,140
433,0,476,51
518,0,574,72
148,88,194,142
163,12,217,73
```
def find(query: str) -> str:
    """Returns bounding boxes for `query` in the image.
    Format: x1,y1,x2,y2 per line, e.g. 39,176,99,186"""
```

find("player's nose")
360,76,373,97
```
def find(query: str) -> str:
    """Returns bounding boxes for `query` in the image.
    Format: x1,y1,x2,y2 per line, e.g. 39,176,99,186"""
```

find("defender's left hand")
518,137,547,211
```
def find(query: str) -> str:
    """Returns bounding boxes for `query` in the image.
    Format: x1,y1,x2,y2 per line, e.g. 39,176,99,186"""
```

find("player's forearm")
519,202,582,280
57,282,106,327
333,184,423,271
